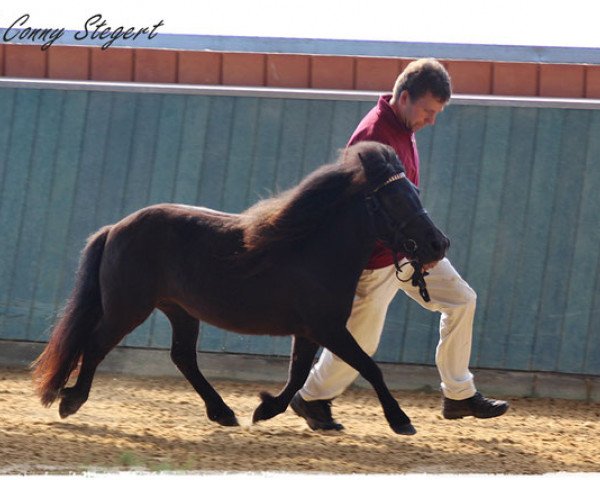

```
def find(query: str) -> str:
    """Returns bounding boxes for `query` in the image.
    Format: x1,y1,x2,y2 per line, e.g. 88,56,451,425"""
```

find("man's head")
390,58,452,132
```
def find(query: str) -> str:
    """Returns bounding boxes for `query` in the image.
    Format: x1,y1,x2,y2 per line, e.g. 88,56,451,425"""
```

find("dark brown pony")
32,141,449,435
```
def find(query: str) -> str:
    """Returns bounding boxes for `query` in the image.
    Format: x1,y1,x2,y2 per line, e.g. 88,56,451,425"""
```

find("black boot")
443,392,509,419
290,393,344,431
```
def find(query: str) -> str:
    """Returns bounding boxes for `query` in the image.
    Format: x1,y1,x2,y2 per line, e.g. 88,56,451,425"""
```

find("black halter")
365,173,431,302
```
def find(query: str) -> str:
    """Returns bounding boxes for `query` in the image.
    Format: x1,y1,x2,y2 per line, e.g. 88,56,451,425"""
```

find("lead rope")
393,251,431,303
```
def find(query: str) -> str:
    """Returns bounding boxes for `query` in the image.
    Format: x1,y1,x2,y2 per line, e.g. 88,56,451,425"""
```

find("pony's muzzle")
420,232,450,264
431,235,450,257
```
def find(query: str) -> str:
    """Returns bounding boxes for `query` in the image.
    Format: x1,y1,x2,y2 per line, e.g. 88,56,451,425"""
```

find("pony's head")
350,141,450,268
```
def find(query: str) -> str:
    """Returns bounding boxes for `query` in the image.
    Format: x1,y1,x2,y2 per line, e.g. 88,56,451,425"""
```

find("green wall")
1,84,598,375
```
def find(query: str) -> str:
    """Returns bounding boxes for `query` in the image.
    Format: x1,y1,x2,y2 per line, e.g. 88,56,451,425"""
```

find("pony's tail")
31,226,111,407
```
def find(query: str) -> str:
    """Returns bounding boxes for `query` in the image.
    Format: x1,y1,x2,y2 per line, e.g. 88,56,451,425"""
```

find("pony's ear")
386,148,406,173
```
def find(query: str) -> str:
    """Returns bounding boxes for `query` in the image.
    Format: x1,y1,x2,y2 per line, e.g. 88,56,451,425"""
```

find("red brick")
266,54,309,88
447,61,493,95
585,66,600,99
134,49,178,83
540,64,585,98
91,48,134,82
222,53,265,86
311,56,354,90
48,46,90,80
0,45,4,76
355,57,402,91
4,44,47,78
178,51,221,84
492,62,539,96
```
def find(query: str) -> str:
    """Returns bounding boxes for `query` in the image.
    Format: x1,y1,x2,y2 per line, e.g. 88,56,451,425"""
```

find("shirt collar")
377,94,412,134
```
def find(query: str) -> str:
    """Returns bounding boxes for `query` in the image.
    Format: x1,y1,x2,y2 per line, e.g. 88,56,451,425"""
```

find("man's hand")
422,261,439,272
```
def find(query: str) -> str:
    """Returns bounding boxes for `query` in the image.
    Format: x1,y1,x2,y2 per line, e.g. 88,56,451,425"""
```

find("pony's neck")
300,195,376,288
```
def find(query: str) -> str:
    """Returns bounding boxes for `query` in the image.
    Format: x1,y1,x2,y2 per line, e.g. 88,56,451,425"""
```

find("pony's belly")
182,302,295,337
203,316,293,337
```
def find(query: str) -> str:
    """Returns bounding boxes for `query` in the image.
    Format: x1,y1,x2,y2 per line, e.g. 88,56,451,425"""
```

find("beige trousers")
299,258,478,401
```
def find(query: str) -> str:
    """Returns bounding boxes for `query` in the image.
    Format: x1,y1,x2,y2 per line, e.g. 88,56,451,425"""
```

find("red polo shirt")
347,95,420,269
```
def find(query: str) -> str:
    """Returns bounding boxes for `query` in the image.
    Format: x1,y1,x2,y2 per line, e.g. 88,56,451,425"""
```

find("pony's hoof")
252,391,283,423
215,415,239,427
251,403,270,423
58,389,85,418
392,422,417,435
208,406,239,427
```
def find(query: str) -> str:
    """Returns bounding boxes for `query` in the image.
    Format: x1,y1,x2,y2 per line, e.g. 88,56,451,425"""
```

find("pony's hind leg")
252,335,319,424
59,305,153,418
58,342,101,418
162,304,238,427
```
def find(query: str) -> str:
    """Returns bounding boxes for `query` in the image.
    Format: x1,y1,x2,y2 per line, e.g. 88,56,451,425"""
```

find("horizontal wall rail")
2,78,600,109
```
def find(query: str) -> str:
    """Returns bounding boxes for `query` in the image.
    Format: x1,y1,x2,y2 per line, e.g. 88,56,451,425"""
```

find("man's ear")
399,90,410,106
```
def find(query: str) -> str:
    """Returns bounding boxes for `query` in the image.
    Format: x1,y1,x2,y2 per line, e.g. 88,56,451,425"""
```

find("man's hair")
392,58,452,103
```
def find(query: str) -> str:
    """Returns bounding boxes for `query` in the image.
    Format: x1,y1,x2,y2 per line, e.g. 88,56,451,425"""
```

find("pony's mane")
232,141,401,273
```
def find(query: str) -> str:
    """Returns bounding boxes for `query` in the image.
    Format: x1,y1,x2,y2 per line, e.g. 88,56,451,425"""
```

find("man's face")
397,91,447,132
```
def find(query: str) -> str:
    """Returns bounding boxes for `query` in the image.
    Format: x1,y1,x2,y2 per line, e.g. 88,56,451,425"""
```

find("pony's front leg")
252,335,319,423
315,327,416,435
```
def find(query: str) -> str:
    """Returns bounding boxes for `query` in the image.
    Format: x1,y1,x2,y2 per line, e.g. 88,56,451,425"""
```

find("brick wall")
2,44,599,98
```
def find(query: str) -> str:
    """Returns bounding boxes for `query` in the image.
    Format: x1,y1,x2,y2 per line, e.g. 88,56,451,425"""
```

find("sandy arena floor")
0,366,598,475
